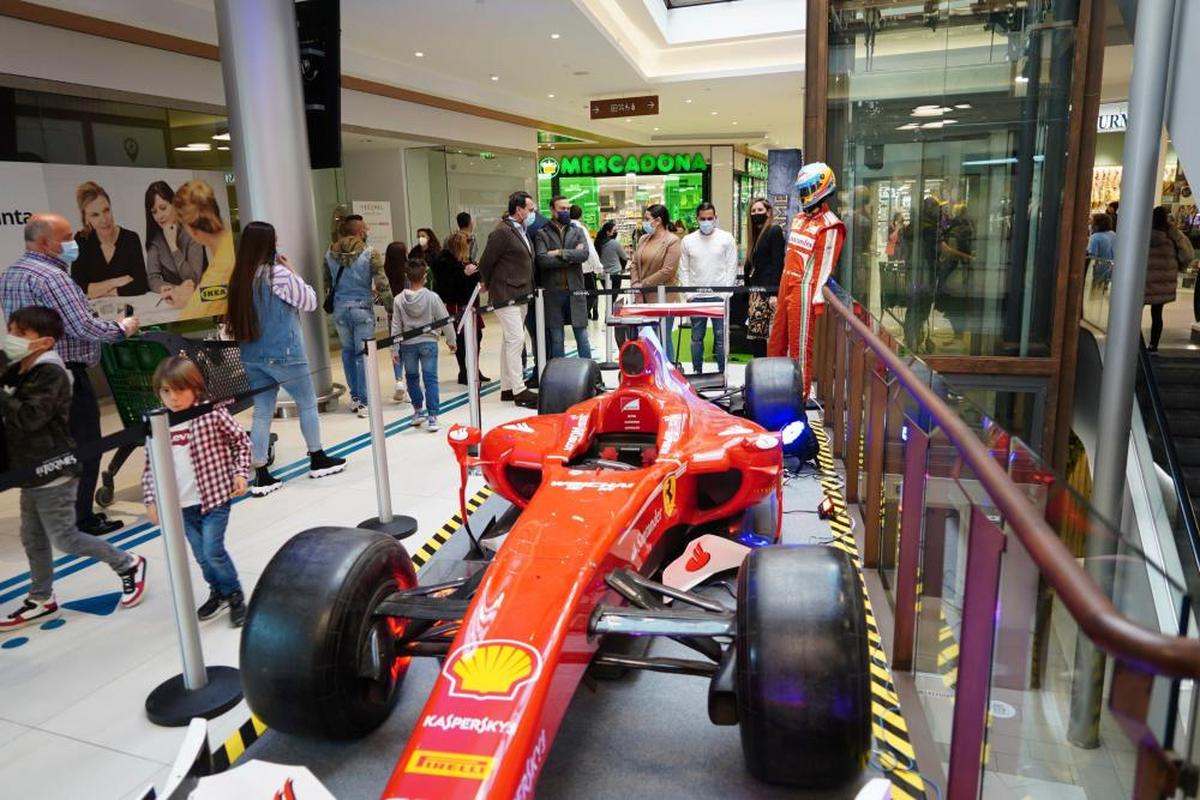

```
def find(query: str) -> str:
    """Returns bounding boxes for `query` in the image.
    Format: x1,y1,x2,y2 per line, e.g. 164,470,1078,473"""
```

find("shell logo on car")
443,639,542,701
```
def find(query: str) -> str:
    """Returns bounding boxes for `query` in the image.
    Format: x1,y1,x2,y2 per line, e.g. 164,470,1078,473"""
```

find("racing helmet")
795,162,836,211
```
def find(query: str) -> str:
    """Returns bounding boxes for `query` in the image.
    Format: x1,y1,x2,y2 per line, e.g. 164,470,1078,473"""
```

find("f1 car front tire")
744,357,804,432
538,357,601,415
240,527,417,739
735,544,871,787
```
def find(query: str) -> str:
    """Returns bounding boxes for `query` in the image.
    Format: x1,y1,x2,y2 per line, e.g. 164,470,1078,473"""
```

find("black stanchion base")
146,666,243,727
359,515,419,540
599,361,620,371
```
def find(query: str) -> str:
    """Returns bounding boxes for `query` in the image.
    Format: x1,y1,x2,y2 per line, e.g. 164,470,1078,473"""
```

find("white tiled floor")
0,314,560,799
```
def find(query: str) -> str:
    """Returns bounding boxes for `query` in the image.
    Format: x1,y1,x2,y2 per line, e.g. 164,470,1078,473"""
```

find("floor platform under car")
238,412,930,800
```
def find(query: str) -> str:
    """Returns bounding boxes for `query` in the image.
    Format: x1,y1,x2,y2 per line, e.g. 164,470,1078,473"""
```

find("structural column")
214,0,331,394
1068,0,1178,747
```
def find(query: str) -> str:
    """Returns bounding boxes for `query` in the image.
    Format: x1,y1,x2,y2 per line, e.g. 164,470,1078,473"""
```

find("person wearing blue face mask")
679,201,737,373
533,195,592,360
629,203,682,362
0,214,139,536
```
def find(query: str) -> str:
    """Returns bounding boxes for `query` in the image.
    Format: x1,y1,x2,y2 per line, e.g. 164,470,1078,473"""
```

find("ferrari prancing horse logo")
662,475,677,517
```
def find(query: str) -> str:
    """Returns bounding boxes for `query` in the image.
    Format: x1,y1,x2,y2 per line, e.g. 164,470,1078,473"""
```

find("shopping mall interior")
0,1,1197,798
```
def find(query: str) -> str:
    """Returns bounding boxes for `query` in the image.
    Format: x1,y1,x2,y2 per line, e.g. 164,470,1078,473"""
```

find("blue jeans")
548,295,592,360
244,360,323,465
181,503,240,596
690,296,725,372
401,342,440,415
333,304,375,404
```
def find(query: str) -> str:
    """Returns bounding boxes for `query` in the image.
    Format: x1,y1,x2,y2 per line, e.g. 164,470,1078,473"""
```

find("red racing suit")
767,204,845,398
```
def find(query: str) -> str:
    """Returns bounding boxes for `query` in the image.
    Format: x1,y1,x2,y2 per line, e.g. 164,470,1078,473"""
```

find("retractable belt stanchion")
463,301,482,452
143,409,242,727
600,274,618,370
534,288,548,379
357,337,418,539
657,285,668,347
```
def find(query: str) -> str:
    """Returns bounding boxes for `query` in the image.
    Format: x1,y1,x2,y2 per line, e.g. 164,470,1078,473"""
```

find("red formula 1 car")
240,335,872,799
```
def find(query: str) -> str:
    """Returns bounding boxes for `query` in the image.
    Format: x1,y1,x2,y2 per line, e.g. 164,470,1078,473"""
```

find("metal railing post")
832,320,847,459
863,368,887,568
464,306,482,433
144,409,242,726
845,338,866,503
946,508,1006,799
601,274,618,370
358,338,417,539
535,288,548,378
893,422,930,671
657,284,668,350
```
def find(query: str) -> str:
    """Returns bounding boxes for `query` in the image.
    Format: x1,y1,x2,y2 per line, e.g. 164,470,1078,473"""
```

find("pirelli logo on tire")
405,749,494,780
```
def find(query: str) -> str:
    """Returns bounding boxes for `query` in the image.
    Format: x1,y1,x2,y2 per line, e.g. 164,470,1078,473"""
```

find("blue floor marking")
0,377,512,606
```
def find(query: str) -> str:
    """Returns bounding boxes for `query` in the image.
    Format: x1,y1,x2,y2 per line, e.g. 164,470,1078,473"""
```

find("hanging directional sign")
591,95,659,119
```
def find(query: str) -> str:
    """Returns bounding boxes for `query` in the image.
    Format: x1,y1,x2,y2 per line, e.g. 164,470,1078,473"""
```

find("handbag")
322,263,345,314
746,292,774,340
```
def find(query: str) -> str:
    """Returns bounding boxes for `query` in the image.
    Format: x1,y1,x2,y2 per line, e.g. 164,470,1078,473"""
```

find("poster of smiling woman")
1,164,233,325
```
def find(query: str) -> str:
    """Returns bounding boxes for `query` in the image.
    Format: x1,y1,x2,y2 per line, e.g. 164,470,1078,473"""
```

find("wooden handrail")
823,287,1200,679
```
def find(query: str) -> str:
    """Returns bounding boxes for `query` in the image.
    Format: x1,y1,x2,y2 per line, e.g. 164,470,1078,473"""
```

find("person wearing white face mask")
0,214,138,536
679,201,737,373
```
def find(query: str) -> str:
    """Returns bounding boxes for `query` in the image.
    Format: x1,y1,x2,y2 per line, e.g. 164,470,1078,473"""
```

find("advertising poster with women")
0,163,232,325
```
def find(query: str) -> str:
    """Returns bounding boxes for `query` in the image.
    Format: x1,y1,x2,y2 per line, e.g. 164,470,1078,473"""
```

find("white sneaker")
393,381,409,403
426,415,440,432
348,400,364,415
412,410,426,427
356,403,369,419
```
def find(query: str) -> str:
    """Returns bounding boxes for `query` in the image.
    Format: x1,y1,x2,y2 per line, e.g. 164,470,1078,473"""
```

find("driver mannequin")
767,162,846,399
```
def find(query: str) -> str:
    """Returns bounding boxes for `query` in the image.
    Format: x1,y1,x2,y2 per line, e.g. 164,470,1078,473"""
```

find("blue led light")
781,420,807,445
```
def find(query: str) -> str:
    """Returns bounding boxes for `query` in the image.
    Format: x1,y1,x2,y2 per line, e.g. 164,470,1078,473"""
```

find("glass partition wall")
826,0,1080,360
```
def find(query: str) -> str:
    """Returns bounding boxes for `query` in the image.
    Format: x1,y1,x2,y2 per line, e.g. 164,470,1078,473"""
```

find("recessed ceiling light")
685,99,693,104
490,74,499,81
551,33,560,39
217,146,230,151
896,122,921,130
732,121,739,125
653,127,659,131
548,93,555,98
211,132,231,141
955,103,972,109
711,111,718,116
414,51,424,57
625,118,633,122
1015,75,1029,84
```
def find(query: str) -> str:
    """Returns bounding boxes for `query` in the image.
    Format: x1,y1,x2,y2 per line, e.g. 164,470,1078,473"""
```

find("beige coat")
630,231,681,288
1144,227,1195,306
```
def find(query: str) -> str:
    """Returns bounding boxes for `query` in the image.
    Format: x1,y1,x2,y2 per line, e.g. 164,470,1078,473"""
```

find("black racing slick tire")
240,527,417,739
743,357,804,432
735,544,871,787
538,357,601,415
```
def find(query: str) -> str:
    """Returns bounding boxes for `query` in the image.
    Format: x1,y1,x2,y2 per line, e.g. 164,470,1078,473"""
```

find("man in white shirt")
679,201,737,373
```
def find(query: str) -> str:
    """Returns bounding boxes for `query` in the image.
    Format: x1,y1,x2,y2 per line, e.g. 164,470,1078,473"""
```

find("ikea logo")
199,286,228,302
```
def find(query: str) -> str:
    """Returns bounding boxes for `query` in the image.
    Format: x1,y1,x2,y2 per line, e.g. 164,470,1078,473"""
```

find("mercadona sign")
539,152,708,178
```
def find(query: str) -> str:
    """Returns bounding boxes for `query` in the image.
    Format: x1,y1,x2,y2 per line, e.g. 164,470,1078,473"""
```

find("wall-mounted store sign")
538,152,709,178
1097,102,1128,133
747,158,768,180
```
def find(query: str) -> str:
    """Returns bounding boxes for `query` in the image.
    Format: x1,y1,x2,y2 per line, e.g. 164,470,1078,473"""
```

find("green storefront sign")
539,152,708,178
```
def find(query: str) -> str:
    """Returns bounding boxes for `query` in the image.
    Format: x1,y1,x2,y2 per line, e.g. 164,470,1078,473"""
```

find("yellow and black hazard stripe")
209,486,495,771
938,608,959,690
813,423,927,800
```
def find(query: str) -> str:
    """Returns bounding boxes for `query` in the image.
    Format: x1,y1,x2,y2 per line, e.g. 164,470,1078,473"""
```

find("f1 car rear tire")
240,527,417,739
538,357,601,415
735,544,871,787
743,357,804,432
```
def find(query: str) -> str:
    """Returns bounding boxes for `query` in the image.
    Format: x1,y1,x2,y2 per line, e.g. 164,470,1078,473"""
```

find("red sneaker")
119,555,147,608
0,596,59,632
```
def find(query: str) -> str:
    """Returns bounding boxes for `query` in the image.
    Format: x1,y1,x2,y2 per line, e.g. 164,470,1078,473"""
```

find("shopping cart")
94,331,275,507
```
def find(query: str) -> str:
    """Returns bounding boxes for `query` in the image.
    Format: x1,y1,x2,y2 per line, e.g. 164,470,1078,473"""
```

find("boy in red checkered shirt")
143,355,251,626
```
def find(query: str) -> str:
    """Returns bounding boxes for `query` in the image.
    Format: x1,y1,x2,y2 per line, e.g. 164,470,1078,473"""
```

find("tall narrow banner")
767,148,804,229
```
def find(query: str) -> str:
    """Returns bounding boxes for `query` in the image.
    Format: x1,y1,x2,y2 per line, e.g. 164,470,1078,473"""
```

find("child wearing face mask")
142,355,252,627
0,305,148,632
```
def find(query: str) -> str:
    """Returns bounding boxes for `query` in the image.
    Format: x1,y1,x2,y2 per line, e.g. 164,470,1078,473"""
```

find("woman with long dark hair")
144,180,206,303
226,221,345,495
409,228,441,270
433,232,489,384
383,241,411,401
743,197,785,356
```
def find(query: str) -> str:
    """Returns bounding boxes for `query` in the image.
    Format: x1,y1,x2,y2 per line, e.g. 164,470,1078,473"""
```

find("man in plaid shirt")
0,214,139,535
